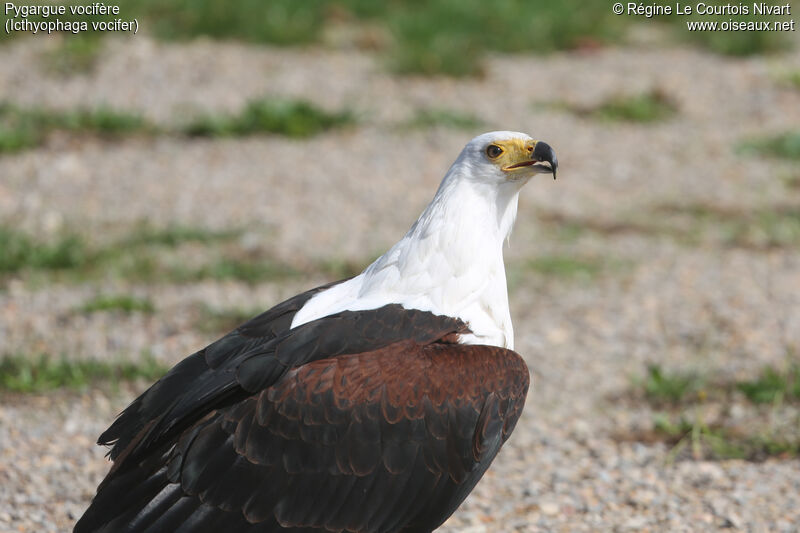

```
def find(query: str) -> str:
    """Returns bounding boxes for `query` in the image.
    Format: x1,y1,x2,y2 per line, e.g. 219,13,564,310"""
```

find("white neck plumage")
291,161,525,350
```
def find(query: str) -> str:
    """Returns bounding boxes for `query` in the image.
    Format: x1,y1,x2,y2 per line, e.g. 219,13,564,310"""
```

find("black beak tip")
533,141,558,180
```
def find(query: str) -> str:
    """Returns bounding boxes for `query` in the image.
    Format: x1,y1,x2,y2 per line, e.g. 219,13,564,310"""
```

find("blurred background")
1,1,799,531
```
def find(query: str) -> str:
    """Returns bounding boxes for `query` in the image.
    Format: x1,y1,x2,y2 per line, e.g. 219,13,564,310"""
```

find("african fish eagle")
75,131,558,533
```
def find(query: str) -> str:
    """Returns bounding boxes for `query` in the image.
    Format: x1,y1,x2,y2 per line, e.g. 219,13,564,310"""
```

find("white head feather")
291,131,555,349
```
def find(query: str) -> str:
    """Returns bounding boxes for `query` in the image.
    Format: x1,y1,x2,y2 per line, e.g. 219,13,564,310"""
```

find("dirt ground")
1,31,800,532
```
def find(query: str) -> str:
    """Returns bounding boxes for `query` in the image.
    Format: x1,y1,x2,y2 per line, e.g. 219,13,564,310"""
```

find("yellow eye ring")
485,144,503,159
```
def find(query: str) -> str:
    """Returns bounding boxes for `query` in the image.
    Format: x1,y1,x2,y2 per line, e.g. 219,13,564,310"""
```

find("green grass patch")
127,253,364,284
0,103,152,154
124,0,327,46
168,257,302,284
651,413,799,461
383,0,625,76
635,363,800,407
54,107,149,133
0,98,353,155
0,353,167,393
0,104,48,153
641,364,704,405
526,255,607,279
92,247,303,285
620,362,800,461
0,228,91,273
739,131,800,161
0,224,242,279
564,90,678,124
58,0,626,77
507,254,629,291
183,98,353,139
78,294,155,314
737,364,800,404
541,217,589,243
0,223,372,285
402,108,484,131
653,415,747,460
118,223,241,248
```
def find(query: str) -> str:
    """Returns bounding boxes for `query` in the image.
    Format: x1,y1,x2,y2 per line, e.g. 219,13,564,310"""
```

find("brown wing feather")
76,306,528,533
169,342,527,532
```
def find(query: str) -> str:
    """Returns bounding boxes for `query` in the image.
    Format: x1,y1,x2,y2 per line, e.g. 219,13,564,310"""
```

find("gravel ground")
1,31,800,532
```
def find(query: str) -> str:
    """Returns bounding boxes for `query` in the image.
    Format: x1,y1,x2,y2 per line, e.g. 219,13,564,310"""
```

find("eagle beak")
532,141,558,180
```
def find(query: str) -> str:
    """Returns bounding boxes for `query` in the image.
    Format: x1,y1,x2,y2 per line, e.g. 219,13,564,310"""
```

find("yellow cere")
486,138,538,172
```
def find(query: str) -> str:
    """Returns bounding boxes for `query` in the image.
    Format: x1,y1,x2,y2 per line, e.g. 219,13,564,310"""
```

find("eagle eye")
485,144,503,159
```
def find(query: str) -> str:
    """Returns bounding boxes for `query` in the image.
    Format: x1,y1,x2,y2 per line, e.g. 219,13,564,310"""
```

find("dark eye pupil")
487,145,502,158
